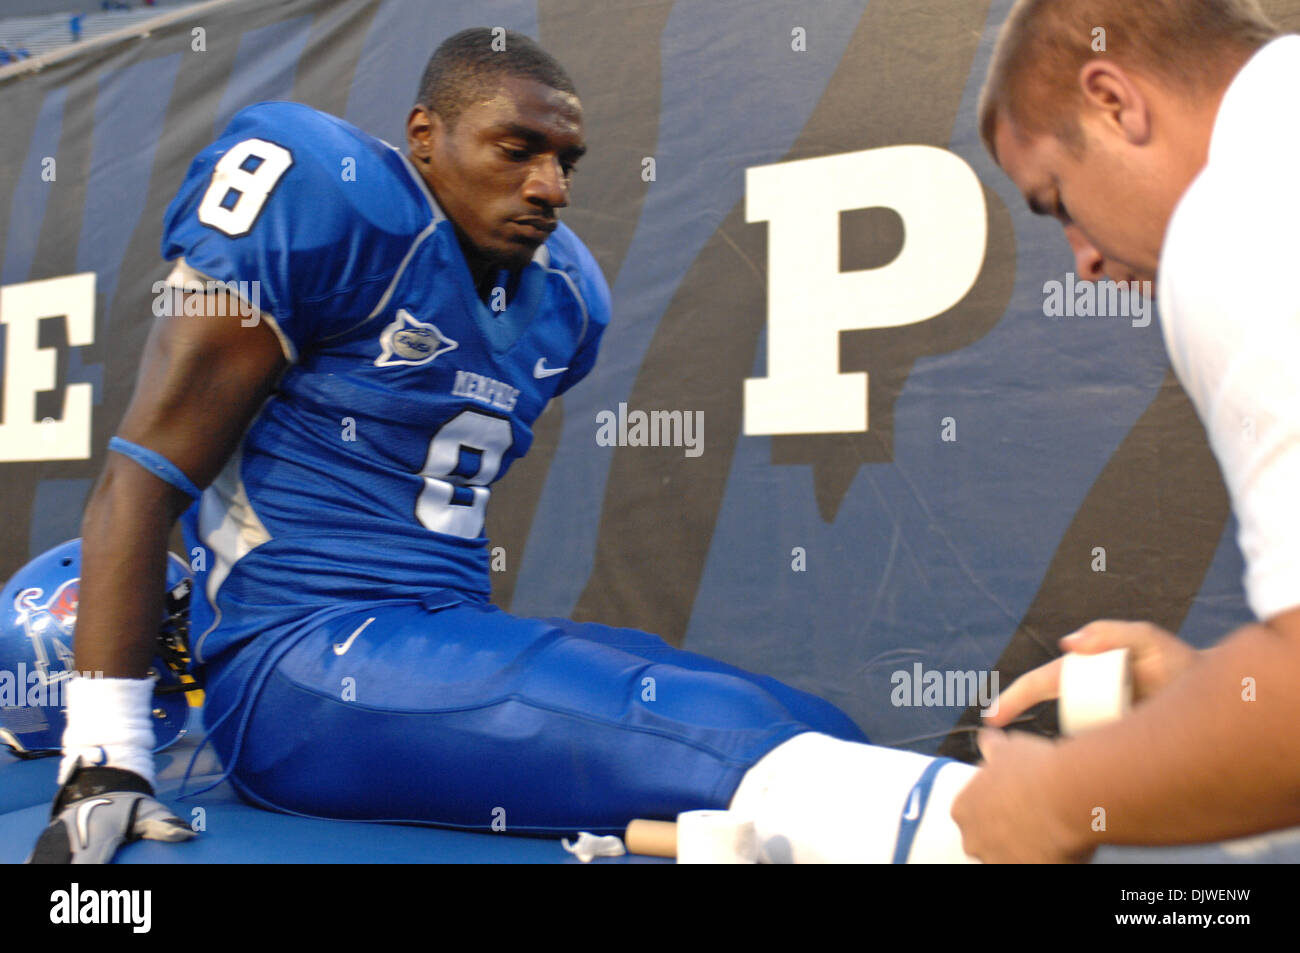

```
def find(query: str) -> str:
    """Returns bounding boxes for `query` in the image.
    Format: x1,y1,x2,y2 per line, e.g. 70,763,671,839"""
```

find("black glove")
27,764,196,864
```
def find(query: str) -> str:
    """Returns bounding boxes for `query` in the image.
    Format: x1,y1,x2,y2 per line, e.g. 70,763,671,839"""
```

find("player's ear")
406,104,439,164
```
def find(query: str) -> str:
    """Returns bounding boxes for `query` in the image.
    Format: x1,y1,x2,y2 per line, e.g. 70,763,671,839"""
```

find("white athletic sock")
728,732,979,863
58,676,158,788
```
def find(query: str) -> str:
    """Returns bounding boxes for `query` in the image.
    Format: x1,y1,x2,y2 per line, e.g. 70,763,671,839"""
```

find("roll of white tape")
1058,648,1133,736
676,810,758,864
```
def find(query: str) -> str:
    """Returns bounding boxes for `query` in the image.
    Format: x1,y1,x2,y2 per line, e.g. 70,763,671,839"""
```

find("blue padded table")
4,707,1300,863
0,707,666,864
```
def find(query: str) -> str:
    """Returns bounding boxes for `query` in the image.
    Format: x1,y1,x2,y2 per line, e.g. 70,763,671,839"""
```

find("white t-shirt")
1158,34,1300,622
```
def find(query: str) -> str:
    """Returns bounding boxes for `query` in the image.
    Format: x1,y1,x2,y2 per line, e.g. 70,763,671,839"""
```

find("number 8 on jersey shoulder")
197,138,294,238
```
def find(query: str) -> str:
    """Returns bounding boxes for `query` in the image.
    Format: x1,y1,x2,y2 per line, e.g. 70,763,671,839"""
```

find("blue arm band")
107,436,203,500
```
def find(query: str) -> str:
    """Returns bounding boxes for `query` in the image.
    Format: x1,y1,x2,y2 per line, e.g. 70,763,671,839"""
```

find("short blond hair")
979,0,1280,159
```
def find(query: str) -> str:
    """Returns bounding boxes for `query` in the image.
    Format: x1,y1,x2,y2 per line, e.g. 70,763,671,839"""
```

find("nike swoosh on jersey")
901,787,922,821
333,616,376,656
76,797,113,849
534,358,569,378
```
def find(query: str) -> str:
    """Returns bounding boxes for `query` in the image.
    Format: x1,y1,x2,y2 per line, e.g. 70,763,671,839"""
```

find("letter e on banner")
0,273,96,461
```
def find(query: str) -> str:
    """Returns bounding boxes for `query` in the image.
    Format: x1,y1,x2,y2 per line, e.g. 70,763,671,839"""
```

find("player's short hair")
416,27,578,128
979,0,1280,159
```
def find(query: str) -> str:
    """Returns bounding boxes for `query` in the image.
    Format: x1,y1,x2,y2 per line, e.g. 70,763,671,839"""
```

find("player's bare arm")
75,289,286,679
23,288,284,863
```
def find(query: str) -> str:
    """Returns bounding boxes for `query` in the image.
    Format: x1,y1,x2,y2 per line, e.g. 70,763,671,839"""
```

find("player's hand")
951,729,1092,863
27,766,195,864
983,620,1199,727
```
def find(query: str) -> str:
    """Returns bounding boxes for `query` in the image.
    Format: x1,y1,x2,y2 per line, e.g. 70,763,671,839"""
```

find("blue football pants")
199,599,867,834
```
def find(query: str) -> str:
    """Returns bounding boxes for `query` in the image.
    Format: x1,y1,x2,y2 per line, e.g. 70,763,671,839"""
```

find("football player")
952,0,1300,862
30,27,980,864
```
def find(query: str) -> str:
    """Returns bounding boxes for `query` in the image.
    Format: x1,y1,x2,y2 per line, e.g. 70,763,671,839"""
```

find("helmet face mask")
0,539,198,758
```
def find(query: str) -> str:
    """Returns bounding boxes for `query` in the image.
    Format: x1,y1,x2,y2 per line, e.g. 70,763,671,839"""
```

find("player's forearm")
1044,620,1300,851
75,456,191,677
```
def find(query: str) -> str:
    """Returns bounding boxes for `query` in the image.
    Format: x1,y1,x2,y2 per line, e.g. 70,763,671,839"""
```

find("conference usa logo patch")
374,309,458,367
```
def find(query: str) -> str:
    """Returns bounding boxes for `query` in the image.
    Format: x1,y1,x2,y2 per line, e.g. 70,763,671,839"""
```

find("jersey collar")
394,148,447,224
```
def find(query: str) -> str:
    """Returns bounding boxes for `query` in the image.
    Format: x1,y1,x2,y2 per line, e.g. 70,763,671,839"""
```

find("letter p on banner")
743,147,986,435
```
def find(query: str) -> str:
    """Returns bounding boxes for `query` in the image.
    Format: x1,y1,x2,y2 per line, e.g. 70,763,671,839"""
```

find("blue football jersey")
159,102,610,664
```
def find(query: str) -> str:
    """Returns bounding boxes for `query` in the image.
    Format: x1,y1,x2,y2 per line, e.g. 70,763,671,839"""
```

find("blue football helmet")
0,538,198,758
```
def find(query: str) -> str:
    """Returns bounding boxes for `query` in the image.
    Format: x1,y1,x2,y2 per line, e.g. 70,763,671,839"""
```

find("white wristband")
58,676,157,788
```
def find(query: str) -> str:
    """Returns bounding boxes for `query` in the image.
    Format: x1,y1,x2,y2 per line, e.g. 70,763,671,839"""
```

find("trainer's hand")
951,729,1091,863
27,766,195,864
983,620,1199,727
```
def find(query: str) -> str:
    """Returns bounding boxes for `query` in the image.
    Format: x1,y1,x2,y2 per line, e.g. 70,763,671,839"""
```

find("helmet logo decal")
3,580,83,706
1,540,192,756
